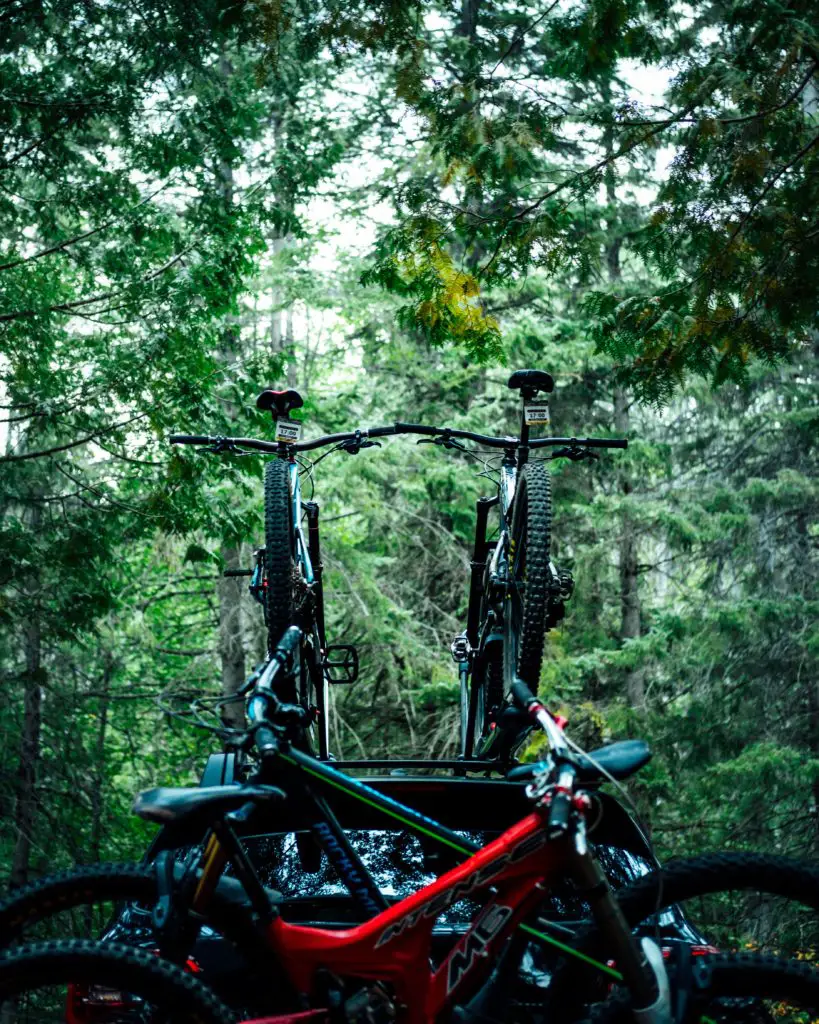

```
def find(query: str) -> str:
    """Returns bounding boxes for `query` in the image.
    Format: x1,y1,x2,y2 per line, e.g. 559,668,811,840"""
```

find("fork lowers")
569,824,663,1014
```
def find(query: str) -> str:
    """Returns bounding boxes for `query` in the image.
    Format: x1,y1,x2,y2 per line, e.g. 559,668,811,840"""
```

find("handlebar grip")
510,678,538,709
547,788,573,839
169,434,213,444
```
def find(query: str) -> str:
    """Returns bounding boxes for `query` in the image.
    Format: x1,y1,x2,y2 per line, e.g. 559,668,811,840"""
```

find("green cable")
281,753,624,981
518,922,623,980
282,755,471,854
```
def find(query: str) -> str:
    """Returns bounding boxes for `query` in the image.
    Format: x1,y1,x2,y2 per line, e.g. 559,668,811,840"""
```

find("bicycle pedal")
450,633,470,663
323,644,359,684
558,568,574,599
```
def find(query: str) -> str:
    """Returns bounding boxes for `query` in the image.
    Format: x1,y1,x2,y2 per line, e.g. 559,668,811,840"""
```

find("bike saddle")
133,784,285,827
506,739,651,785
256,388,304,418
507,369,554,394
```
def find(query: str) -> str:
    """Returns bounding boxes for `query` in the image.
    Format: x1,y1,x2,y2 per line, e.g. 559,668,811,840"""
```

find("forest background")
1,0,817,891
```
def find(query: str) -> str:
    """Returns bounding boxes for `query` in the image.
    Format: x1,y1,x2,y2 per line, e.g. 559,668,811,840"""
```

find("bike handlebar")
169,426,627,455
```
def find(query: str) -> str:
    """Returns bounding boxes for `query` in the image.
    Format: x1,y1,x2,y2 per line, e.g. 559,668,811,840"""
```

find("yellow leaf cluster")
427,244,498,338
398,240,499,343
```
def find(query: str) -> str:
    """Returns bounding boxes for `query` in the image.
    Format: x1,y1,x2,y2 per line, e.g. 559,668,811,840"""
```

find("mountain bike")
3,630,819,1024
169,369,626,764
3,941,819,1024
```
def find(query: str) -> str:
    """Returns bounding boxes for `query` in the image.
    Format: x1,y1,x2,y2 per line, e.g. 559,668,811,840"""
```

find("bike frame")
178,742,626,1024
458,444,524,763
266,812,559,1024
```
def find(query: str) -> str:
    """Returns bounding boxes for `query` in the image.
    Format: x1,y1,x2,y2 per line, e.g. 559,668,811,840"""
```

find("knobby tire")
545,851,819,1021
580,953,819,1024
264,459,295,654
0,939,237,1024
506,461,552,693
0,862,272,983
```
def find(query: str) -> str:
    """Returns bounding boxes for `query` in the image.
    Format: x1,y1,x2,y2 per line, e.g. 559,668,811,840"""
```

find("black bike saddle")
133,784,285,828
256,388,304,418
507,369,554,394
506,739,651,786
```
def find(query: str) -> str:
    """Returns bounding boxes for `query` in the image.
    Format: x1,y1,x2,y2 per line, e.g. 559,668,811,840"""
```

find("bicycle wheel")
504,461,553,694
264,459,296,653
580,953,819,1024
0,863,271,986
0,939,236,1024
543,852,819,1021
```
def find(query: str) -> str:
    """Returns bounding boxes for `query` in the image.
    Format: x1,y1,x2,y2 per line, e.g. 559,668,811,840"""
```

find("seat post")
211,818,279,923
518,386,537,466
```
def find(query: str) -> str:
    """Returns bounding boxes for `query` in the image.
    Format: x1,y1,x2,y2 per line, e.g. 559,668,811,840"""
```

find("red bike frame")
262,810,566,1024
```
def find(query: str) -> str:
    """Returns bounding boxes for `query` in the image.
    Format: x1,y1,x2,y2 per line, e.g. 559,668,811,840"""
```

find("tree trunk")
9,508,44,890
806,677,819,844
219,543,247,730
602,78,645,708
456,0,480,38
87,660,113,864
615,388,645,707
269,232,297,385
215,51,248,735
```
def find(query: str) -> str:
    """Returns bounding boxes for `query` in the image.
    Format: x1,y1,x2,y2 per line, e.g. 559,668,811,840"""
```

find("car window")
239,830,653,925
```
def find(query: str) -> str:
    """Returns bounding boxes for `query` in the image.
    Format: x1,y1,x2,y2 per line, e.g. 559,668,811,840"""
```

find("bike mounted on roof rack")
170,369,627,768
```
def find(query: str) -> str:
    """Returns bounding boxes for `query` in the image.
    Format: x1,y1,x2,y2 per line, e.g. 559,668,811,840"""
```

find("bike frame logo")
375,828,548,948
447,902,513,991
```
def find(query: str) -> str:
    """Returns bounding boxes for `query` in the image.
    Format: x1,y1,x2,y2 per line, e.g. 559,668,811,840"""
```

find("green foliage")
1,0,817,917
347,0,819,397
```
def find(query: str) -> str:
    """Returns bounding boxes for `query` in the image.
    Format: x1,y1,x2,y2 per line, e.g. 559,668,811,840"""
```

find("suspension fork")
570,822,668,1021
304,501,325,648
458,496,499,761
303,500,330,760
466,496,497,648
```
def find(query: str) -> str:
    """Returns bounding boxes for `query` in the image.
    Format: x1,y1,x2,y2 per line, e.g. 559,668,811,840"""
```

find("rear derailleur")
545,566,574,628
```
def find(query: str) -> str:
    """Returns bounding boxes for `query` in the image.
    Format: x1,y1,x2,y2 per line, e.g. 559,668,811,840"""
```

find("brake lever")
196,436,234,454
550,446,598,462
196,437,254,456
340,431,382,455
417,435,468,452
342,440,382,454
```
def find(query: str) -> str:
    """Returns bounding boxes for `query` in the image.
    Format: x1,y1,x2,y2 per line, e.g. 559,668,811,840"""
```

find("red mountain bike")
3,628,819,1024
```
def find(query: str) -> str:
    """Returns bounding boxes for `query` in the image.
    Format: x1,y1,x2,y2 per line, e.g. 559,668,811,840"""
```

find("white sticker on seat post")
524,403,550,425
275,418,302,444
